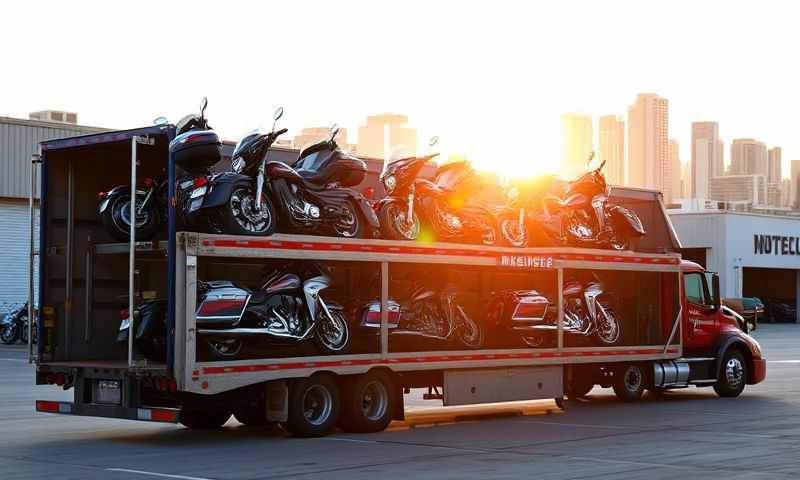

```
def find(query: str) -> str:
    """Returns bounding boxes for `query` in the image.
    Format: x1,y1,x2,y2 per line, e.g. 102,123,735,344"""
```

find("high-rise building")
782,178,793,207
561,113,593,178
730,138,768,176
681,161,691,198
690,122,723,199
792,160,800,209
357,113,417,159
627,93,668,192
766,147,782,206
598,115,625,186
709,174,767,205
667,139,681,203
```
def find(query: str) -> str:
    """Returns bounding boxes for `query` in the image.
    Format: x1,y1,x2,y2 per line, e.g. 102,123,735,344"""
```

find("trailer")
30,125,765,437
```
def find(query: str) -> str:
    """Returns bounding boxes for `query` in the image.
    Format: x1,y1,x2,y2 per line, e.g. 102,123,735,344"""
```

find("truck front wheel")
283,374,341,437
339,370,396,433
714,350,747,398
612,364,646,402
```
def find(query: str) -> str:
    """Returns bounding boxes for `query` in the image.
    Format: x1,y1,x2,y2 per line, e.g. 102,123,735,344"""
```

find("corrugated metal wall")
0,118,104,199
0,199,38,309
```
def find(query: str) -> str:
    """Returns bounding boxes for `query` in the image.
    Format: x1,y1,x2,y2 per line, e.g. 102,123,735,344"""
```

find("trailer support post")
557,267,564,351
380,261,389,359
128,137,138,368
28,153,41,363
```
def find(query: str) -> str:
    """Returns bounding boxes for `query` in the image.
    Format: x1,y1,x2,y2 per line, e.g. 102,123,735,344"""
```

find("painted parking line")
768,360,800,364
105,468,214,480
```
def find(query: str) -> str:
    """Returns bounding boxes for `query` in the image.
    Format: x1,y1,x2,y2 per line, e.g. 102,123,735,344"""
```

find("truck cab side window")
684,273,712,307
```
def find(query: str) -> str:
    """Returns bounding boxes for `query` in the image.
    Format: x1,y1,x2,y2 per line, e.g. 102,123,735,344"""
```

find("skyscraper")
598,115,625,186
561,113,593,178
627,93,668,192
667,139,681,203
792,160,800,209
357,113,417,159
690,122,723,199
768,147,782,183
730,138,767,176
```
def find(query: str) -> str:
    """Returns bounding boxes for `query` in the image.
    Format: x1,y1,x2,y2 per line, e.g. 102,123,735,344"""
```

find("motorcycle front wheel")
102,194,159,242
314,308,351,355
456,305,484,349
206,338,243,360
378,201,420,241
595,304,621,345
220,186,277,236
0,321,19,345
607,231,630,251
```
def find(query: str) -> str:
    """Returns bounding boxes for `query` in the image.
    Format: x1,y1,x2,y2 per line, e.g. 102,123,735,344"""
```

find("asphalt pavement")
2,324,799,479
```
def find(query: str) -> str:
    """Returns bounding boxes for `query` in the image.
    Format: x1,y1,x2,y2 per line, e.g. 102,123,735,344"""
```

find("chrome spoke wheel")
501,218,526,247
316,310,349,352
595,305,620,345
725,357,744,388
334,203,360,238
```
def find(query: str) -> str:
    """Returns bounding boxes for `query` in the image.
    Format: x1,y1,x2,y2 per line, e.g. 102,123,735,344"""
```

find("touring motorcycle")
98,98,213,241
356,282,483,349
497,153,645,250
195,262,350,359
377,145,498,244
487,274,621,347
115,262,349,361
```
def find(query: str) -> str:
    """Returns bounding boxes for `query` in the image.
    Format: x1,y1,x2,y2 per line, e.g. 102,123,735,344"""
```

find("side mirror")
712,273,721,310
200,97,208,118
273,107,284,122
586,151,595,165
429,136,439,147
329,124,340,142
153,116,168,126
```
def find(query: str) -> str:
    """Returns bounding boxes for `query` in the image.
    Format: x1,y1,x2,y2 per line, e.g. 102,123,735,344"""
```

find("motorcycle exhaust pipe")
198,325,315,340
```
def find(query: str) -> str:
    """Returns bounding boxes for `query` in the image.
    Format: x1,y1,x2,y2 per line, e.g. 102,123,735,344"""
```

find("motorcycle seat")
249,290,269,305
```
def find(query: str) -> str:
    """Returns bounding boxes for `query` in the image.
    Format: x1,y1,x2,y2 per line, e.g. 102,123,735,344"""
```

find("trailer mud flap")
36,400,179,423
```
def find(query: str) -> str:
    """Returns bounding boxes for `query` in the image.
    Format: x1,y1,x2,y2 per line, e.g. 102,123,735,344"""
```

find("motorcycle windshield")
231,129,263,161
381,146,415,178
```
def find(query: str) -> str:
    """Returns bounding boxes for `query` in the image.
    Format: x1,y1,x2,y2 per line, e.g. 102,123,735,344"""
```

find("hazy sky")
2,0,799,177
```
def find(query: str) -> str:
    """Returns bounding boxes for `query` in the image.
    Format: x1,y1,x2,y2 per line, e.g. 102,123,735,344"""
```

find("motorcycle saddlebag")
170,130,222,174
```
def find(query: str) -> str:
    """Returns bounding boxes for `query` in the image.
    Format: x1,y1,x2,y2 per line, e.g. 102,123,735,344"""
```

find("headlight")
232,156,245,173
383,175,397,194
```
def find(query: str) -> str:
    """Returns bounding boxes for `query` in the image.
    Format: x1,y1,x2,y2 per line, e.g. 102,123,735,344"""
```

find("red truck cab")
681,260,766,392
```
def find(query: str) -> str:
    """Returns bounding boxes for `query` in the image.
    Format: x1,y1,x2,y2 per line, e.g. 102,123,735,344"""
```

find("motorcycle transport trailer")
29,125,765,437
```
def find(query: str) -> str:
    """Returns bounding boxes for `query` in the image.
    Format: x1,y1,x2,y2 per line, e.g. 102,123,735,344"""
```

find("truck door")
683,272,718,351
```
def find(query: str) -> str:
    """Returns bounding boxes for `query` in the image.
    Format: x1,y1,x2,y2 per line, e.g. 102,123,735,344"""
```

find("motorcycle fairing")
607,204,646,237
266,161,304,182
193,172,251,210
303,275,331,321
263,273,301,295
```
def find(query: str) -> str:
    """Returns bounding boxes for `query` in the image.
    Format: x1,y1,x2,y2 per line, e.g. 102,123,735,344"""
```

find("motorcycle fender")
374,196,402,214
608,205,646,236
199,173,252,210
98,185,147,214
315,188,381,234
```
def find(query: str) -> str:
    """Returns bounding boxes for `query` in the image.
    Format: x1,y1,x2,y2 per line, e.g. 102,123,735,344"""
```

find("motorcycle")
1,303,36,345
377,143,499,245
497,153,645,250
99,98,212,241
117,300,167,362
488,274,621,347
195,262,351,359
356,282,483,349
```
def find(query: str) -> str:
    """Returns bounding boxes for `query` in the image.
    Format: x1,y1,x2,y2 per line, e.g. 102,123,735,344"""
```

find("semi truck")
29,125,765,437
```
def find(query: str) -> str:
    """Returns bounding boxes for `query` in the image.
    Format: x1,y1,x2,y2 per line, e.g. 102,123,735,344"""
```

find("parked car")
763,298,797,323
722,297,763,331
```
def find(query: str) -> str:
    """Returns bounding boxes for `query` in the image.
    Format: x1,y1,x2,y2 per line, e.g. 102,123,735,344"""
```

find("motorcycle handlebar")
275,128,288,137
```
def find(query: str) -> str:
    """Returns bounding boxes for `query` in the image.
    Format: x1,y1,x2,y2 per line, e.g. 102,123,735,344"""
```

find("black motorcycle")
117,300,167,361
1,303,36,345
99,98,213,241
377,147,498,245
196,263,351,359
488,274,621,347
356,282,483,349
497,153,645,250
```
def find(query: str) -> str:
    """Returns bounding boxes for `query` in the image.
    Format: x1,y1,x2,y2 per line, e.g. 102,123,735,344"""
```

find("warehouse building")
0,114,105,308
670,209,800,323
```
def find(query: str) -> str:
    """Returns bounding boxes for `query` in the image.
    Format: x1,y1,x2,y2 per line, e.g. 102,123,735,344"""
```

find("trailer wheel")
714,349,747,398
283,374,340,437
339,371,395,433
612,364,646,402
178,409,231,429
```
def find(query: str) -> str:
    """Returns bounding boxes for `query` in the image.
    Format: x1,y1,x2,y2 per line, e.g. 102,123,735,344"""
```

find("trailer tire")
612,364,646,402
283,374,340,437
178,409,231,429
339,371,396,433
714,349,747,398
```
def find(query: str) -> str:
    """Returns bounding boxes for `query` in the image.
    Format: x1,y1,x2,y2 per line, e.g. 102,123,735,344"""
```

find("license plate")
93,380,121,405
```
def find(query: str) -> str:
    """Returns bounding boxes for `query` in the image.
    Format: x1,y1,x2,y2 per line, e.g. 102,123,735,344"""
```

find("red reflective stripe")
201,239,680,266
36,400,60,412
200,348,679,375
151,409,177,422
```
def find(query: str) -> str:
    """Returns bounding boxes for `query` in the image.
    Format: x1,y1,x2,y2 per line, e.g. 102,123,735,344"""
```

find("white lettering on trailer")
499,255,554,269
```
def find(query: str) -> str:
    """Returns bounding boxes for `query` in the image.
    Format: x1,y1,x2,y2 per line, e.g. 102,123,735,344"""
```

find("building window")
51,112,63,121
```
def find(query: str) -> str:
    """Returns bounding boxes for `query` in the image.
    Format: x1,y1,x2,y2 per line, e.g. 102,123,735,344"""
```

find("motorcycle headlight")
383,175,397,194
232,156,245,174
